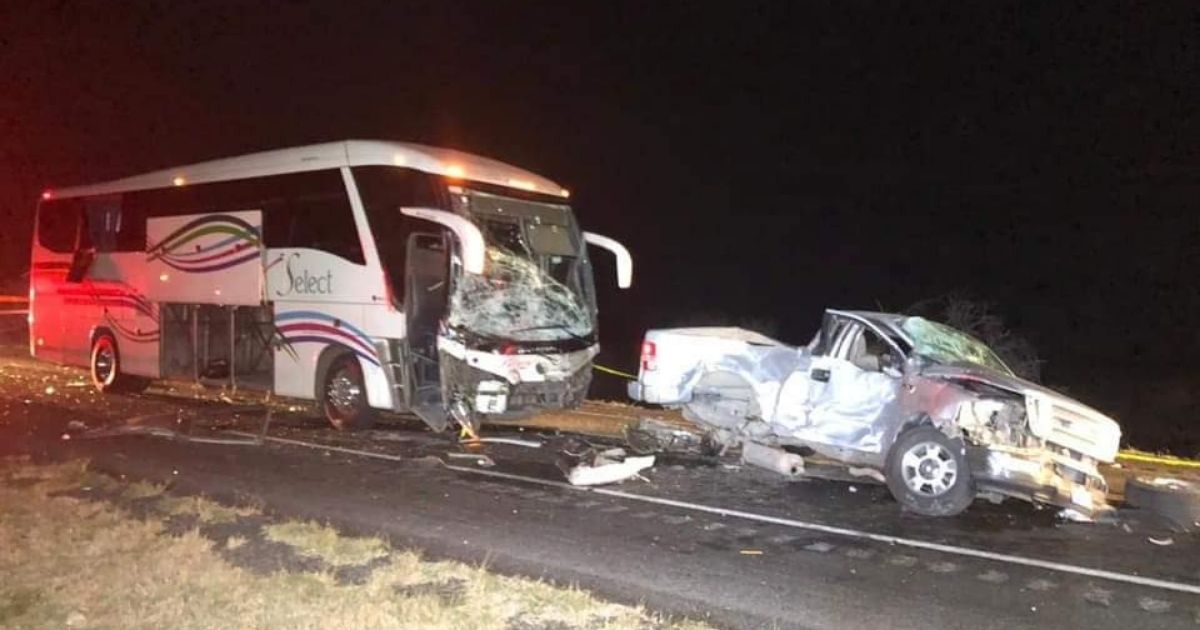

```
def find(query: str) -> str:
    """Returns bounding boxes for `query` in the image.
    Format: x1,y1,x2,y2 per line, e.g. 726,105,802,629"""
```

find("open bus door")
403,231,451,430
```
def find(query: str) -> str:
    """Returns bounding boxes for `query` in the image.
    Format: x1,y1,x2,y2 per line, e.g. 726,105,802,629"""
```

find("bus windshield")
447,190,597,344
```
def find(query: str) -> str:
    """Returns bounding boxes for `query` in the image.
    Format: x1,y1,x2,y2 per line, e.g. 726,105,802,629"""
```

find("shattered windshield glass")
901,317,1012,375
447,190,596,344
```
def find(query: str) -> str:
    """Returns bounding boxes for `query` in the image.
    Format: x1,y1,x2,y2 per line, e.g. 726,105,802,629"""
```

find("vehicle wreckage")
628,309,1123,518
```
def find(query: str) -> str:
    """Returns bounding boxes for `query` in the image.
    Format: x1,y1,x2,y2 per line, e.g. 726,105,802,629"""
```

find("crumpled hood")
921,363,1122,460
921,363,1064,401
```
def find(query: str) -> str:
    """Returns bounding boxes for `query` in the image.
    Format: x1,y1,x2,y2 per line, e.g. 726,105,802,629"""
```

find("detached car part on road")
628,310,1123,517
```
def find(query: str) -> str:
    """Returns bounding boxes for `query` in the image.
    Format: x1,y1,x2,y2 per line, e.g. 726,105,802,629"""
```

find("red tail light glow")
640,340,657,371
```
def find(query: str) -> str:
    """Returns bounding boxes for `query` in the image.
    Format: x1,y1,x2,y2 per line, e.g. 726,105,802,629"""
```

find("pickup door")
774,313,904,453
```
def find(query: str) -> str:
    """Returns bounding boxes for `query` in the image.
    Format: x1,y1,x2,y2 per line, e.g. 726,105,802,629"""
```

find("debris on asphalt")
1137,596,1171,613
562,446,655,486
1058,508,1093,523
446,452,496,467
1083,585,1114,607
68,409,270,446
1147,536,1174,546
738,549,763,555
462,436,543,449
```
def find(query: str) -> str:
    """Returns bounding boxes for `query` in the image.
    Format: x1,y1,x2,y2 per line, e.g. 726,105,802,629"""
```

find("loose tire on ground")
1124,476,1200,532
90,333,150,394
320,354,376,431
885,426,974,517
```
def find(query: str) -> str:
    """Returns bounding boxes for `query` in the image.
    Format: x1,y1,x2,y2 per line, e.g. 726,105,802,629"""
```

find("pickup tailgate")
627,327,788,404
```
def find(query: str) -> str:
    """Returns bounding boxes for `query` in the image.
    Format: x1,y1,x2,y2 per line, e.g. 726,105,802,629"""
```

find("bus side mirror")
400,207,486,275
583,232,633,289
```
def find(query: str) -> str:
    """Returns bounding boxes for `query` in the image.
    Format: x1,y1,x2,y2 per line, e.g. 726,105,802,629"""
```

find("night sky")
2,2,1197,420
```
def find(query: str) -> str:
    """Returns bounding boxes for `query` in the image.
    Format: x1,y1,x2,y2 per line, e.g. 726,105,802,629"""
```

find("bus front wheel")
90,333,150,394
320,355,375,431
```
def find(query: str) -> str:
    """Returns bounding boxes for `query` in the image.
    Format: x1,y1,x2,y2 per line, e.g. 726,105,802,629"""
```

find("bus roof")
48,140,569,200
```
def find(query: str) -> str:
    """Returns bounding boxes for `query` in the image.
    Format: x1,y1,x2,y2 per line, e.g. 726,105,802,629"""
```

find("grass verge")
0,456,709,630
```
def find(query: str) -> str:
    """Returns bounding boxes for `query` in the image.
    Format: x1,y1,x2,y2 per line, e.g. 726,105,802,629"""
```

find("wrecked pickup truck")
628,309,1122,517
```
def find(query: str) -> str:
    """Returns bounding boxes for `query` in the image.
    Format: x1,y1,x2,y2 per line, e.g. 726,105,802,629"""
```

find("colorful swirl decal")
58,284,160,343
147,214,261,273
104,312,161,343
274,310,379,367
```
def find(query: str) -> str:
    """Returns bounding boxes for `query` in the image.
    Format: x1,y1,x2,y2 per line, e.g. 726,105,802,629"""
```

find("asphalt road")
2,347,1198,629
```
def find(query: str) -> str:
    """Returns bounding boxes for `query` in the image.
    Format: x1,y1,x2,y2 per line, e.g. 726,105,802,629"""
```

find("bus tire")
90,333,150,394
320,354,375,431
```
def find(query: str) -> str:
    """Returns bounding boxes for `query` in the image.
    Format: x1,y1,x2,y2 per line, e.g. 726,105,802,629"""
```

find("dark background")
1,2,1196,452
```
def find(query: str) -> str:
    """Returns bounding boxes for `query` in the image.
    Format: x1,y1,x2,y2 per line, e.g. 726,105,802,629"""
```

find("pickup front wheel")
886,426,974,517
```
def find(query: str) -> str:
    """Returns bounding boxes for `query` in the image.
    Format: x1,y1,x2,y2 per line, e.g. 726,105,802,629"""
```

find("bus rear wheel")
321,355,375,431
90,333,150,394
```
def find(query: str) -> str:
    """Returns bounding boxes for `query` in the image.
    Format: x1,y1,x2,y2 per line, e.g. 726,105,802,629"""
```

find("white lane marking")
233,431,1200,596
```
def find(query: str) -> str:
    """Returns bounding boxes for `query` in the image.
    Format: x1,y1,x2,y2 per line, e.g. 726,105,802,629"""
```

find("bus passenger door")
403,232,450,430
30,198,83,364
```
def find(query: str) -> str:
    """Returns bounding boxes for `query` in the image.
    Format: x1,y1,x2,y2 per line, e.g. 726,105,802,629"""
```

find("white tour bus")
28,140,632,432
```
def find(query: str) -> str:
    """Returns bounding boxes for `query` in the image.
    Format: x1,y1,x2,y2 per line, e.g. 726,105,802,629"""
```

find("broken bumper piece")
561,446,655,486
968,446,1111,518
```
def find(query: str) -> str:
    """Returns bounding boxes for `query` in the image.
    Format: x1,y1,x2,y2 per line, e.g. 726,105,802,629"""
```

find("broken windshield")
901,317,1012,375
446,190,597,344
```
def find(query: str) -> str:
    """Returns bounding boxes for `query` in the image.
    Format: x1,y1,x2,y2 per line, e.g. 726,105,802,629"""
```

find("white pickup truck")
628,309,1122,517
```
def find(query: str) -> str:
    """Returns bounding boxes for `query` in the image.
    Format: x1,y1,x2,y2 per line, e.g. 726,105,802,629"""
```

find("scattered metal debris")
67,406,272,446
461,436,543,449
561,446,654,486
1083,585,1114,607
1137,596,1171,614
446,452,496,467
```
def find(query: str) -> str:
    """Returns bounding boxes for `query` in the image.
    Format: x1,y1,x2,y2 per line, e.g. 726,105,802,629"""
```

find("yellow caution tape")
594,364,638,380
1116,450,1200,469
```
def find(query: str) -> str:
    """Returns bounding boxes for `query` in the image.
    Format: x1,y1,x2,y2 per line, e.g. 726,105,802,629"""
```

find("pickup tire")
1124,477,1200,532
886,426,974,517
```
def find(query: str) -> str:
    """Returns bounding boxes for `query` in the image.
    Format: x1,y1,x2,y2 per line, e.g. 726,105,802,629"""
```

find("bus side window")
284,188,364,264
351,166,448,298
207,170,362,264
83,195,122,253
36,198,83,253
115,194,147,252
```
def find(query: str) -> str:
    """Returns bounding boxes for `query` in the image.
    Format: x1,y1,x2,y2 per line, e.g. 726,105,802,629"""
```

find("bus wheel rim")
327,367,362,416
95,343,115,384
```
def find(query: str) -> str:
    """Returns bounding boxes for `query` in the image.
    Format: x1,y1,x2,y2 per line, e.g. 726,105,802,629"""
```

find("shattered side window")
901,317,1012,375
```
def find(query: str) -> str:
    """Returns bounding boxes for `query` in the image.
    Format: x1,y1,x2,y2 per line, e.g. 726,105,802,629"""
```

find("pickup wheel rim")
901,441,958,497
